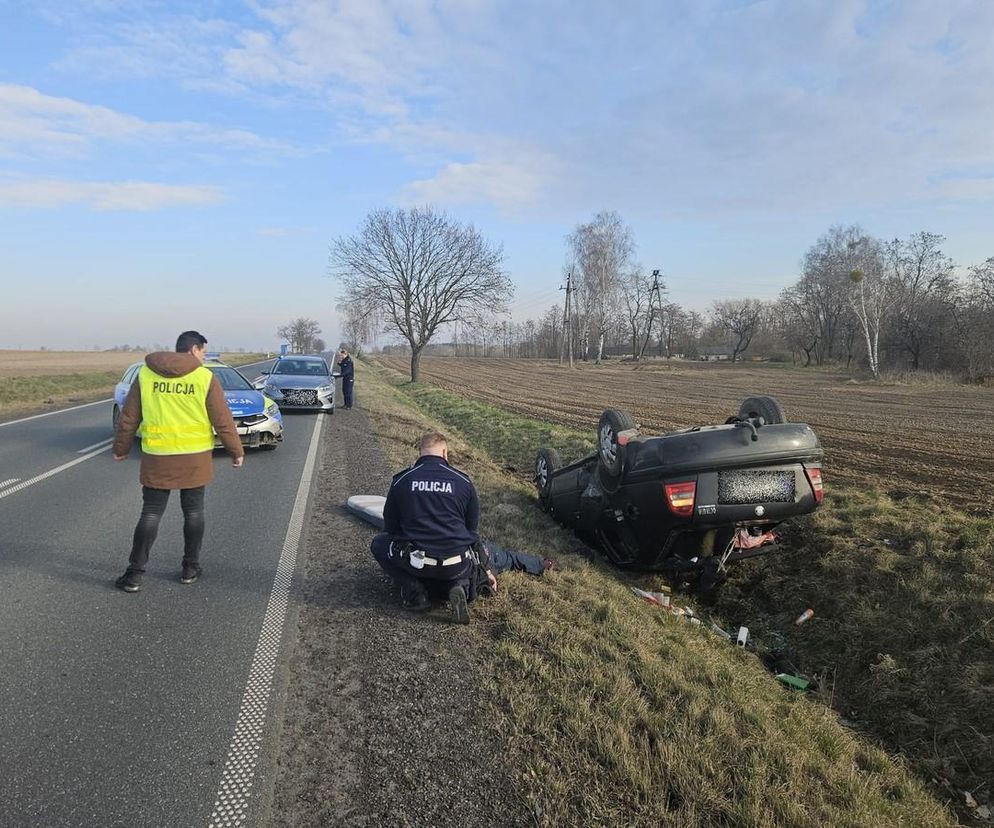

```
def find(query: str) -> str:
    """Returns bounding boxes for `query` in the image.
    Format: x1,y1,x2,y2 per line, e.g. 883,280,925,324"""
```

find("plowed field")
375,356,994,511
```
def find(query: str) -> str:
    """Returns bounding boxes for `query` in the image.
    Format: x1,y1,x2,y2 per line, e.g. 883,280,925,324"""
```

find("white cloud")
25,1,994,216
0,179,224,210
0,83,291,158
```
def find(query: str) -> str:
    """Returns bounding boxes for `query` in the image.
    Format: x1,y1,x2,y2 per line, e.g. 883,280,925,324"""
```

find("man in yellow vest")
112,330,244,593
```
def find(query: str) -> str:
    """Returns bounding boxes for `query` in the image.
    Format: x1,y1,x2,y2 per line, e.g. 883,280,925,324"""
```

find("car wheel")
597,408,636,481
738,395,787,424
112,404,120,430
535,447,561,507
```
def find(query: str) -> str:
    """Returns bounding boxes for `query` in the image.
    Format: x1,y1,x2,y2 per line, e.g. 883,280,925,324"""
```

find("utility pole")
560,270,574,367
638,268,665,360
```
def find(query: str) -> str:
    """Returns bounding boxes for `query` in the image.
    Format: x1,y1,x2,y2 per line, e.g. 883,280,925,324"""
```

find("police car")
112,356,284,450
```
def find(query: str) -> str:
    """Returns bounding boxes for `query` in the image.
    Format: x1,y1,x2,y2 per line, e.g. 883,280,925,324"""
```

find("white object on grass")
346,494,386,530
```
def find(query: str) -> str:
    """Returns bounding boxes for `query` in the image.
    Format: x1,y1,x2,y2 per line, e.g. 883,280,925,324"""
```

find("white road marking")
77,437,115,454
208,415,323,828
0,444,112,501
0,398,113,429
0,478,21,490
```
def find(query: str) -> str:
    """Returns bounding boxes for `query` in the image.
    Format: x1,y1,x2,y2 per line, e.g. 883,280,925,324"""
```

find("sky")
2,0,993,351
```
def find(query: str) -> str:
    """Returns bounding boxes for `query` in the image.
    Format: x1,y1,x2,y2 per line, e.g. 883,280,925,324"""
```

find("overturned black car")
534,396,824,592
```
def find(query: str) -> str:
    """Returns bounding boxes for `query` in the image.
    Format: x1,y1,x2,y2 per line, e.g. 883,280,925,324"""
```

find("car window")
122,364,141,384
207,365,254,391
273,360,301,374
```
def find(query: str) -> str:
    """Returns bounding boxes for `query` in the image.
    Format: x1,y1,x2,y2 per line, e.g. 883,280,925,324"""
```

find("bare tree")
620,268,656,360
887,232,957,370
567,211,635,363
330,207,511,381
277,318,322,353
961,257,994,381
711,299,766,361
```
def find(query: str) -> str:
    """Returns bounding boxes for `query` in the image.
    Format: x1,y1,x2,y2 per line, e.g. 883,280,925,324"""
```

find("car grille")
718,470,795,504
238,414,268,427
280,388,319,406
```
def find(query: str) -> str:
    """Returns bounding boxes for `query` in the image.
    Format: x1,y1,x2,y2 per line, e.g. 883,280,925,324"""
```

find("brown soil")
269,407,530,827
0,350,266,377
377,356,994,512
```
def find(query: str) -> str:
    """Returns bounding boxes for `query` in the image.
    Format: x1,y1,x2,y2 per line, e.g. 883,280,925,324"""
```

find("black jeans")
127,486,205,574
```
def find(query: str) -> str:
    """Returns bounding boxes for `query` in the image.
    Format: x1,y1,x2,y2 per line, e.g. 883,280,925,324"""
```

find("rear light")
665,481,696,517
804,466,824,503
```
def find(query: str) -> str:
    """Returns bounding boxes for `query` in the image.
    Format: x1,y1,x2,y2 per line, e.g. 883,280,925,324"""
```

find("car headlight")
265,403,279,417
317,384,333,395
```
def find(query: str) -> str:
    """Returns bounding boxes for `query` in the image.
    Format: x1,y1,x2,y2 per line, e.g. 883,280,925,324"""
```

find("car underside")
535,396,824,592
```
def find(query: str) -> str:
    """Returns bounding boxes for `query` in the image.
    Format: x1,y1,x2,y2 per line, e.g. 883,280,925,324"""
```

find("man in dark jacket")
111,330,244,593
371,431,497,624
337,348,354,409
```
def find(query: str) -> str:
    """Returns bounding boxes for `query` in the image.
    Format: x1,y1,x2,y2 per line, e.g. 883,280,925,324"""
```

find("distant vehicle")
112,358,284,450
252,354,336,413
535,397,824,593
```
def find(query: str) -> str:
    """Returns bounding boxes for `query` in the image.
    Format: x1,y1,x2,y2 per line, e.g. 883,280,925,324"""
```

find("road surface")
0,359,322,827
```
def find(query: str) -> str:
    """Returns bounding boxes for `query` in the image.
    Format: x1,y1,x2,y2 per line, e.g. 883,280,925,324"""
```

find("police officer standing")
112,330,244,592
371,431,497,624
337,348,354,409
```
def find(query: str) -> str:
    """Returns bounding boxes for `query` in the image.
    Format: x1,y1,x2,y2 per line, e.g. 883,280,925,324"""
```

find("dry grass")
0,351,267,417
357,359,957,827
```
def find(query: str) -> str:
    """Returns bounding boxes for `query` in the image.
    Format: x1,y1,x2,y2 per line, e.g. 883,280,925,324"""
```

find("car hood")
266,374,331,389
224,389,269,417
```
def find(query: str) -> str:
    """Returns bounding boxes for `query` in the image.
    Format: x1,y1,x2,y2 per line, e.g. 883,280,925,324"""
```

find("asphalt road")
0,359,323,827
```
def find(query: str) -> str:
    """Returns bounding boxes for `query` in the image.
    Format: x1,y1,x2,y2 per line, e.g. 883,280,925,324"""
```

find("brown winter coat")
112,352,244,489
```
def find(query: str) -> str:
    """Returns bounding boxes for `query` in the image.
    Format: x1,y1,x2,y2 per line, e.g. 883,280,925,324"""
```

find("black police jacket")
383,455,479,557
338,356,354,380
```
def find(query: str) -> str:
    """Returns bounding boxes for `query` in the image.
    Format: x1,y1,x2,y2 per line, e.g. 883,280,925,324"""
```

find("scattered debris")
795,608,815,626
736,626,749,648
975,804,991,820
631,587,672,608
965,791,978,809
775,673,811,691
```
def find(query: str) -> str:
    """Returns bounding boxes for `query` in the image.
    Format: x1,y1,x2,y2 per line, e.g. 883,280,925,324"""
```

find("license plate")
718,470,795,504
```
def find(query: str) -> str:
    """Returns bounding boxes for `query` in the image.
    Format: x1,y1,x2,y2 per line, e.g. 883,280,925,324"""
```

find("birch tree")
567,211,634,363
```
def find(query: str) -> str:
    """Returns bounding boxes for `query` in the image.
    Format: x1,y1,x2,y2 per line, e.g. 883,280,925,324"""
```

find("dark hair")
176,330,208,353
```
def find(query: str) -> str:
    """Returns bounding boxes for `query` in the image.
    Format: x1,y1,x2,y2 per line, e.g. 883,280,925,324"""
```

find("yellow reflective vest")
138,365,215,455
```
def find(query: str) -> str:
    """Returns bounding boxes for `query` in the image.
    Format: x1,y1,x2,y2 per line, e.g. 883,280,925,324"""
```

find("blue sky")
2,0,993,350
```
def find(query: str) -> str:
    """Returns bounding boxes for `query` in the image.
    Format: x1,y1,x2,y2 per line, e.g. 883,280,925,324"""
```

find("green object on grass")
775,673,810,691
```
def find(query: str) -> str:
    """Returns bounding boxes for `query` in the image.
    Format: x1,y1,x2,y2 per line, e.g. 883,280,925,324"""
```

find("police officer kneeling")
371,431,497,624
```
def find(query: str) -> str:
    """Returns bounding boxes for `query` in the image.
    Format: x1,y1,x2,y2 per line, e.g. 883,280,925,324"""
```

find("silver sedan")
253,355,336,412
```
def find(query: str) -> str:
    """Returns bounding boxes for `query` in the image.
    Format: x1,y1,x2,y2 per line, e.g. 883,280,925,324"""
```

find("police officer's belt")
393,541,469,567
419,552,467,567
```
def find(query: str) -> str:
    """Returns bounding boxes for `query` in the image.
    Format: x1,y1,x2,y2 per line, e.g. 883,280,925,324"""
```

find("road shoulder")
269,406,529,826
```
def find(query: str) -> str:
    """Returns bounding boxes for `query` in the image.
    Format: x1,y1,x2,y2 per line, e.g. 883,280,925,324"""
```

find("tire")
596,408,636,481
738,395,787,424
112,404,120,430
260,442,278,451
535,448,562,506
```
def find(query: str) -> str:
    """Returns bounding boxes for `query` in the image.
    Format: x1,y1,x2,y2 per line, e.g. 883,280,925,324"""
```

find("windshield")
272,359,329,376
207,365,254,391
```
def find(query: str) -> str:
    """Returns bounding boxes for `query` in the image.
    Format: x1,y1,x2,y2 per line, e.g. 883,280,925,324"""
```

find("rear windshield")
272,359,328,376
208,365,254,391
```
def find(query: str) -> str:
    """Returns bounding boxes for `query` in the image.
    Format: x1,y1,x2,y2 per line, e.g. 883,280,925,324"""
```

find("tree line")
331,207,994,383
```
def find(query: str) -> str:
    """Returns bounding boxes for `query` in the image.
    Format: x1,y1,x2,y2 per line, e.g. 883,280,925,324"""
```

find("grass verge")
357,359,958,826
0,353,268,418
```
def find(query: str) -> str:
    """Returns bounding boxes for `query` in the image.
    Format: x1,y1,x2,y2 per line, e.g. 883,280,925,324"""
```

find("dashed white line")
0,478,21,490
77,437,115,454
0,445,112,501
208,414,323,828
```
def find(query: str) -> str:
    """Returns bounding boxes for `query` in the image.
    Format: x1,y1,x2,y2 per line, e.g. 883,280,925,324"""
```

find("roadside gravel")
269,407,531,827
